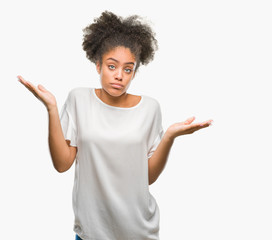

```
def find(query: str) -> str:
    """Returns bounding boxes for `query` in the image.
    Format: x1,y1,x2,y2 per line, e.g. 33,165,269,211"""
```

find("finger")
25,81,40,95
24,80,35,89
17,75,24,81
17,75,27,84
20,80,32,91
38,84,47,92
200,120,213,127
188,122,211,131
189,122,206,128
184,116,195,125
25,83,39,98
22,80,41,99
17,76,41,100
17,76,32,89
17,75,29,84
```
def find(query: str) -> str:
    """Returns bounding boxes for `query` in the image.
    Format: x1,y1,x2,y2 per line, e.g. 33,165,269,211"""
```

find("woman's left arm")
148,116,213,185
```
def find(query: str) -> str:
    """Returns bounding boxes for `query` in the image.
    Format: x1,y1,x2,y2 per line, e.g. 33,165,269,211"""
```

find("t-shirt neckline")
91,88,144,110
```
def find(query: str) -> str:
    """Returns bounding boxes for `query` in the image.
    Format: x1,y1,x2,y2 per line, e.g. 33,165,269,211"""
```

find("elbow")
148,176,157,185
54,164,69,173
55,167,65,173
56,168,67,173
149,179,156,185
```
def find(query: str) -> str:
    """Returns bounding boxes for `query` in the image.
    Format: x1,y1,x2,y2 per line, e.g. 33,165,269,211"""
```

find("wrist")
47,105,58,114
164,130,175,142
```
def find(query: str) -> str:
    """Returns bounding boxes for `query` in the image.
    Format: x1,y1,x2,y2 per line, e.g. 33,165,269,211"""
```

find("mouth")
111,83,124,89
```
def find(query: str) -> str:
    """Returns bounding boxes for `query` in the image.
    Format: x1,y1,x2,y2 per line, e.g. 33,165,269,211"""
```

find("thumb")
38,84,47,92
184,116,195,125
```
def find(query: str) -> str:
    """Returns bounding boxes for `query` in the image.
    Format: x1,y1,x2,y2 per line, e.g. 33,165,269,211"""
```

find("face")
96,46,137,97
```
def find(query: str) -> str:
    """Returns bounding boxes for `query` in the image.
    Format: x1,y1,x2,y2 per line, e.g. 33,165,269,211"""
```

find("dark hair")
82,11,158,71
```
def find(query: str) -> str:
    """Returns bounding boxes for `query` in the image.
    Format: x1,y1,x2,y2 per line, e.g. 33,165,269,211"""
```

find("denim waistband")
75,234,83,240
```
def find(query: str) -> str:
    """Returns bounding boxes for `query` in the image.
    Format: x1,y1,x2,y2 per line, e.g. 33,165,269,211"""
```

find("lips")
111,83,124,88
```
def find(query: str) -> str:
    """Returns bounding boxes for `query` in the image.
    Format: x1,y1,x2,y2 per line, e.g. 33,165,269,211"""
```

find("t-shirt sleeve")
59,91,77,147
147,102,164,159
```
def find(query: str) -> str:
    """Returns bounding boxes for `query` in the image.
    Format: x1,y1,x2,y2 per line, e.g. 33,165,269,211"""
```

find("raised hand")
166,116,213,140
17,75,57,111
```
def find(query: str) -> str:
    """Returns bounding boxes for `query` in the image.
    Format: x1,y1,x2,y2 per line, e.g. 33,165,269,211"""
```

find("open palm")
167,116,213,139
18,75,57,111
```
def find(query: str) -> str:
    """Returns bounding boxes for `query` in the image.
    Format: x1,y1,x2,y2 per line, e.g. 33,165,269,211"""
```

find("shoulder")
68,87,89,96
66,87,90,100
63,87,90,108
142,94,161,109
141,94,162,117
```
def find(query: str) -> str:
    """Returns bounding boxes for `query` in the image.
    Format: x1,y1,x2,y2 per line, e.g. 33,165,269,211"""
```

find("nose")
115,68,123,80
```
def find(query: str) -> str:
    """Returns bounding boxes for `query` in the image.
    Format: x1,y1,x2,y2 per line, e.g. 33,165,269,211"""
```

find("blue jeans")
75,234,83,240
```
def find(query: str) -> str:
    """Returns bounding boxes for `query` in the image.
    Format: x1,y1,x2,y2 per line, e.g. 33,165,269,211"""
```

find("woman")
18,11,213,240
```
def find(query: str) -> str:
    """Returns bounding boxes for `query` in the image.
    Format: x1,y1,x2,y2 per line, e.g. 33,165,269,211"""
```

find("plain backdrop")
1,0,272,239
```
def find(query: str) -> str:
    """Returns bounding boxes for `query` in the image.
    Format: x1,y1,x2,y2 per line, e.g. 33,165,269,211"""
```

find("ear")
96,61,101,74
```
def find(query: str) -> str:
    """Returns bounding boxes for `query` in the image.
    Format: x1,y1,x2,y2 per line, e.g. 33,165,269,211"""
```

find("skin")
95,46,141,108
17,45,213,181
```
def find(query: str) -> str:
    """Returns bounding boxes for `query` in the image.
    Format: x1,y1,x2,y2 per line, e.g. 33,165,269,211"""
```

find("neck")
97,88,129,107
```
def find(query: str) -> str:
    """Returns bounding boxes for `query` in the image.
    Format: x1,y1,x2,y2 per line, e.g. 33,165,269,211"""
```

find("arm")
18,75,77,173
148,132,174,185
148,116,213,185
48,106,77,173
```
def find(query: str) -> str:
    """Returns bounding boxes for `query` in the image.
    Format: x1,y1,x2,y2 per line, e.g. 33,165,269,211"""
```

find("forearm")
48,106,70,172
148,132,174,185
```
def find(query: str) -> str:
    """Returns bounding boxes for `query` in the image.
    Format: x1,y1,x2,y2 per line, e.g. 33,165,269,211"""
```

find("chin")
106,88,125,97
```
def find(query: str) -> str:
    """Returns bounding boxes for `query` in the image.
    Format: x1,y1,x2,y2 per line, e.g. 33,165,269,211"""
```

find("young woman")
18,11,213,240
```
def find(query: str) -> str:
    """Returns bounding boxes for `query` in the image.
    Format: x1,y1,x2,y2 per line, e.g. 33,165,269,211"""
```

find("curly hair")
82,11,158,71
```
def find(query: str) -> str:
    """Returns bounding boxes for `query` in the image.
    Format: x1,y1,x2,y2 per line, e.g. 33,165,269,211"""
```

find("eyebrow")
106,57,135,65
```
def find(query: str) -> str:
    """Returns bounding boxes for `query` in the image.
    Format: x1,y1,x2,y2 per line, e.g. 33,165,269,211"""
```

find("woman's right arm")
48,106,77,173
18,75,77,173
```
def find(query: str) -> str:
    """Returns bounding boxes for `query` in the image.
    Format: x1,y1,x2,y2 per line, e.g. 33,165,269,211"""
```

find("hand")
17,75,57,111
166,116,213,140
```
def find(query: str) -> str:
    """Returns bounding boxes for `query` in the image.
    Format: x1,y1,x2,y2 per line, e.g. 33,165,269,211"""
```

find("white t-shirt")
60,87,164,240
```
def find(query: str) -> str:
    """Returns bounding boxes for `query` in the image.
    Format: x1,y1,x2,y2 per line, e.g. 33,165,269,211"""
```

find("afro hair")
82,11,158,70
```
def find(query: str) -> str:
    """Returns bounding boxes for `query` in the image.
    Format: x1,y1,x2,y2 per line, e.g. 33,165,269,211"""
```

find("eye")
108,65,115,70
124,68,132,73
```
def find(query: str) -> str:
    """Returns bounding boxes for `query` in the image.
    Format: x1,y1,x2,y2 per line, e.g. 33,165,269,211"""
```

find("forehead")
102,46,136,63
